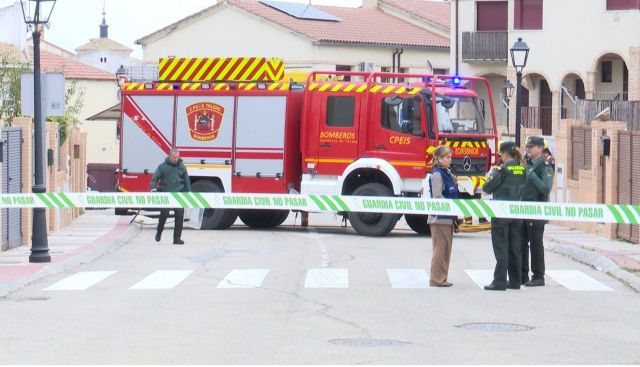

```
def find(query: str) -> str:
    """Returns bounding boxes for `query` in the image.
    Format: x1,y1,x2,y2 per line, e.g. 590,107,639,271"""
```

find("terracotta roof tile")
76,37,133,53
380,0,450,29
31,49,115,80
230,0,448,48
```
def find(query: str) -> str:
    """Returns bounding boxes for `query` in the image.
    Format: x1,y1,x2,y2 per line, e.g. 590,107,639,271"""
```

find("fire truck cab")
116,57,497,236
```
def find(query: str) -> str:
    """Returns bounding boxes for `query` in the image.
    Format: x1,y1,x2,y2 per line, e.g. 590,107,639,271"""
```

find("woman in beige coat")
428,145,459,287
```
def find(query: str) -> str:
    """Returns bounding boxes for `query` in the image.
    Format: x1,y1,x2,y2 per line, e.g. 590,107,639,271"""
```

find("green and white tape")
1,192,639,225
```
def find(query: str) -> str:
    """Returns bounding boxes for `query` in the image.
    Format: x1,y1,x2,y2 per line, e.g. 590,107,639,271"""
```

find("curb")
0,221,141,298
545,240,640,293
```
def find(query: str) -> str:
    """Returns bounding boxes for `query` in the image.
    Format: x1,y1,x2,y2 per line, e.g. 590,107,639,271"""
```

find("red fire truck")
116,57,498,236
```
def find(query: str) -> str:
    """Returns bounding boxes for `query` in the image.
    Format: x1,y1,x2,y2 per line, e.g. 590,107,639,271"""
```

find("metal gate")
87,163,118,192
1,127,23,250
617,131,640,243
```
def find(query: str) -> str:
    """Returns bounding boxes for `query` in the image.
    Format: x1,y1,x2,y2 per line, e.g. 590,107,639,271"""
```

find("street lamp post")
510,37,530,148
20,0,57,263
501,80,514,134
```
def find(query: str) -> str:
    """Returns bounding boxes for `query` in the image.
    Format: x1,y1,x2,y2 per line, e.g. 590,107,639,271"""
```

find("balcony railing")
461,31,508,63
521,106,553,136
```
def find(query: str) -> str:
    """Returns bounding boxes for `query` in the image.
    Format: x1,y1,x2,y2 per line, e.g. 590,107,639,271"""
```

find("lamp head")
510,37,530,72
20,0,57,27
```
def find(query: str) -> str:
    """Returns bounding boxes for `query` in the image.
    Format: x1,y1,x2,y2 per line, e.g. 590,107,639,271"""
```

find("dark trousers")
522,219,546,280
157,208,184,241
491,218,523,287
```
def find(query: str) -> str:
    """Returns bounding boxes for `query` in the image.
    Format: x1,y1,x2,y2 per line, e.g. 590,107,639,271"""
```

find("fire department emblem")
185,102,225,141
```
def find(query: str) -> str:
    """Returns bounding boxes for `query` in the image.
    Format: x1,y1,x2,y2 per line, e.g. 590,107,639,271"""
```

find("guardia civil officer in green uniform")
151,148,191,245
482,142,527,291
521,136,555,286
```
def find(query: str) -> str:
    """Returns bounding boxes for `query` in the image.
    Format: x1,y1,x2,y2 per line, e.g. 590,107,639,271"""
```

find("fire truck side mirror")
384,96,402,106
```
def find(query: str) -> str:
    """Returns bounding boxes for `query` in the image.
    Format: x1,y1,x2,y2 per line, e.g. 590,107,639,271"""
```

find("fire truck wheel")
239,210,289,228
404,214,431,235
191,180,236,230
348,183,400,237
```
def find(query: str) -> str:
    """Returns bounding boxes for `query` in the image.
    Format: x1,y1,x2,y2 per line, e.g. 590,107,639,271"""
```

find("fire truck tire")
191,180,236,230
404,214,431,235
348,183,400,237
239,210,289,228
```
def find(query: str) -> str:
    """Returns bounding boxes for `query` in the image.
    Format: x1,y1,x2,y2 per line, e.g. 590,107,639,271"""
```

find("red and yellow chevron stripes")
123,82,290,92
308,83,421,95
440,141,489,148
158,57,285,82
470,176,487,189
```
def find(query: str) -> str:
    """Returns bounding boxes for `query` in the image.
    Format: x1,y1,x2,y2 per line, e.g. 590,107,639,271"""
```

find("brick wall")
630,47,640,102
9,117,87,246
553,119,627,238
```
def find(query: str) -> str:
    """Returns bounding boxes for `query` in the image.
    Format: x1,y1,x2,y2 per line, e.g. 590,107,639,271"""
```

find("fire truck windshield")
435,96,486,135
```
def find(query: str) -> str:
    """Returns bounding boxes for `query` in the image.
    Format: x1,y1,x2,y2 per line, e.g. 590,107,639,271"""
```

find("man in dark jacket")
521,136,555,286
151,148,191,245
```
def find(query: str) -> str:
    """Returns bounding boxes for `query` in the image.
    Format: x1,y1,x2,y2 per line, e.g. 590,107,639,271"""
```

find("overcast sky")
2,0,363,58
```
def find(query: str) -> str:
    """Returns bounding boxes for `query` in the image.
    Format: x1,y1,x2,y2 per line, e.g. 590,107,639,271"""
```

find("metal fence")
576,99,640,131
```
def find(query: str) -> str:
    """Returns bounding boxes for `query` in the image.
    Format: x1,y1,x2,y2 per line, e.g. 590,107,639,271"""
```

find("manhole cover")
328,338,411,347
455,322,533,332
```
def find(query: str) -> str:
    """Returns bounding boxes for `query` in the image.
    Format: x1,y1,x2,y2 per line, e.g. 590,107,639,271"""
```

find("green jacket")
521,155,554,202
482,159,526,201
150,158,191,192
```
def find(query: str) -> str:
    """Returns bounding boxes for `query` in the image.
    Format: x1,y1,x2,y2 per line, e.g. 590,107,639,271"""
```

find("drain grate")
328,338,411,347
455,322,533,332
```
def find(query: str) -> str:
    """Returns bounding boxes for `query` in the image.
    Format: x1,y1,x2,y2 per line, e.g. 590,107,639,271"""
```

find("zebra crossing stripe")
387,269,430,288
464,269,495,289
35,193,54,208
43,271,116,291
129,270,194,290
304,268,349,288
546,270,613,291
217,269,271,288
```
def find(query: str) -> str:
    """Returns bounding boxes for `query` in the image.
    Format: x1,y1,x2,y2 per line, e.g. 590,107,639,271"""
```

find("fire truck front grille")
450,158,487,176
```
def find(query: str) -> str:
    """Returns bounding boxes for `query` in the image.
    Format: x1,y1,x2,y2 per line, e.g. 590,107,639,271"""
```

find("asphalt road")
1,214,639,364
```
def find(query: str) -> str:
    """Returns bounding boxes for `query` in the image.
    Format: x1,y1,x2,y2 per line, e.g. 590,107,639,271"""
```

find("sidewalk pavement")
544,224,640,292
1,211,639,297
0,209,139,297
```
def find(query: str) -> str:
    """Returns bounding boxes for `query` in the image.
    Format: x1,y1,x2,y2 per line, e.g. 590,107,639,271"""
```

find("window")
381,67,391,83
381,97,422,135
426,95,487,135
326,96,355,127
398,67,408,83
433,68,449,75
476,1,508,31
336,65,351,81
601,61,613,83
514,0,543,30
607,0,640,10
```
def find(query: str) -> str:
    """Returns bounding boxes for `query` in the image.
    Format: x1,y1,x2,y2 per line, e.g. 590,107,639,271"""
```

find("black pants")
491,218,523,287
522,219,546,280
157,208,184,241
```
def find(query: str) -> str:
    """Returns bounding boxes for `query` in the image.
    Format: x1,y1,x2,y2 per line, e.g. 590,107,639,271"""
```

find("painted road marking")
387,269,430,288
217,269,271,288
465,269,495,289
304,268,349,288
546,270,614,291
43,271,116,291
130,270,194,290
